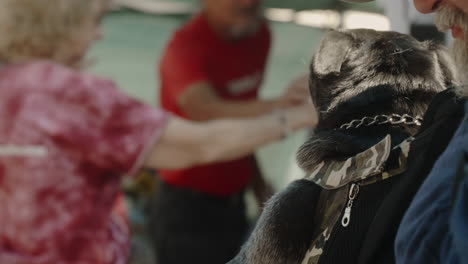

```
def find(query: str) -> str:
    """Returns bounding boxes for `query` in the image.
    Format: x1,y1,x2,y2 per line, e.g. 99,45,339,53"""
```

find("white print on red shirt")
227,72,262,95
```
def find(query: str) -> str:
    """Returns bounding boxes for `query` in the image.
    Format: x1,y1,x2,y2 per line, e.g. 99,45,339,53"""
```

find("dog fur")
228,29,458,264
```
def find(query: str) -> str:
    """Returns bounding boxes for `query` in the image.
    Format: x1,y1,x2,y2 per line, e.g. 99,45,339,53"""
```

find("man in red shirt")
154,0,307,263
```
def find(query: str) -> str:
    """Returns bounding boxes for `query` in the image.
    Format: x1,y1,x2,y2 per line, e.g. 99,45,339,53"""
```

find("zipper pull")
342,183,360,227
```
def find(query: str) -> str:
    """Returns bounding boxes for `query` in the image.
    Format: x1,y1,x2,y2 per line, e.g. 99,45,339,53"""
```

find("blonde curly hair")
0,0,107,64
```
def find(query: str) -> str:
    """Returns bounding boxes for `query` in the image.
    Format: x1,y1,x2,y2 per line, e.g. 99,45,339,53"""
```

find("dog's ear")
424,41,460,86
313,30,355,75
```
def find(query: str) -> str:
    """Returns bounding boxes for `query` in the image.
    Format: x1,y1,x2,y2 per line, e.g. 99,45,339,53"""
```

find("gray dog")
228,29,458,264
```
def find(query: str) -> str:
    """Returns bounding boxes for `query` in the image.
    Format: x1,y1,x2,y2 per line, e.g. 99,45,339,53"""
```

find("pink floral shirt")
0,62,168,264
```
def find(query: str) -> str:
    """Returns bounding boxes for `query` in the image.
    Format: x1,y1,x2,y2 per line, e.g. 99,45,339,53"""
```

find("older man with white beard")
346,1,468,263
394,1,468,263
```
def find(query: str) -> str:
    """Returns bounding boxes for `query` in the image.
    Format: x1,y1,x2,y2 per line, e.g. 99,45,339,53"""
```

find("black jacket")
309,89,465,264
356,89,465,264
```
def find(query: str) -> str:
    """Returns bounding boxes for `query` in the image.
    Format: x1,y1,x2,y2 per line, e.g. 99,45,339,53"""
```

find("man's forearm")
183,98,281,121
178,82,284,120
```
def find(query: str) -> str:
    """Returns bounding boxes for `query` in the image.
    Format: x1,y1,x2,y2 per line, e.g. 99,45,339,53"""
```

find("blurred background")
86,1,446,263
90,0,386,190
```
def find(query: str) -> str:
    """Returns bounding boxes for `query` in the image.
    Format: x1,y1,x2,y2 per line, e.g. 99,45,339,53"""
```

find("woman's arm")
144,103,317,170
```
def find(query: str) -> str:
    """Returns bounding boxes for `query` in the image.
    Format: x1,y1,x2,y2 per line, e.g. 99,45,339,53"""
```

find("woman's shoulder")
1,60,115,92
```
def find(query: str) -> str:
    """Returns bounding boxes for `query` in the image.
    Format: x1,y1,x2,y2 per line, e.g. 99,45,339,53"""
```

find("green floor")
89,10,325,189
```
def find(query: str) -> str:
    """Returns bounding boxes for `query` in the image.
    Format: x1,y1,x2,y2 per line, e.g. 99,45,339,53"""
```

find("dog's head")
297,29,459,172
310,29,458,130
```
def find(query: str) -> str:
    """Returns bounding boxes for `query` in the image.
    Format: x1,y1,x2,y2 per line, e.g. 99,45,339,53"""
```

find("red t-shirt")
159,13,271,196
0,62,168,264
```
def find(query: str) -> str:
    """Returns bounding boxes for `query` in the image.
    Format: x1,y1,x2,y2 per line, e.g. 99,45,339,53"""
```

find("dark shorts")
150,182,249,264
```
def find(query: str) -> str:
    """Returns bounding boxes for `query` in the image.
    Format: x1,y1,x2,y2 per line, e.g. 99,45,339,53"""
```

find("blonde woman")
0,0,317,263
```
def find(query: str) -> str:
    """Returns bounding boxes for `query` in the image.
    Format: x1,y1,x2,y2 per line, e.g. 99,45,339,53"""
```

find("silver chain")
338,114,423,130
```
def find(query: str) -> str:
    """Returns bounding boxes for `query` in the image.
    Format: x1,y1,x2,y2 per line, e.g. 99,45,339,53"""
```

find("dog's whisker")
390,48,413,55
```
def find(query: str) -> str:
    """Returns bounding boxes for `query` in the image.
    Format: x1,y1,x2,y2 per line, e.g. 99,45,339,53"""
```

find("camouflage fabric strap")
301,187,348,264
338,114,423,130
305,135,414,189
301,135,414,264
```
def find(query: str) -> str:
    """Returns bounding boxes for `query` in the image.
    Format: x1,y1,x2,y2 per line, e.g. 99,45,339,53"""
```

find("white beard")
451,39,468,96
435,5,468,96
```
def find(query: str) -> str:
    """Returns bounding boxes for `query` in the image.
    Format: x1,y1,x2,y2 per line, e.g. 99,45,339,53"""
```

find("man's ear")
313,30,355,76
